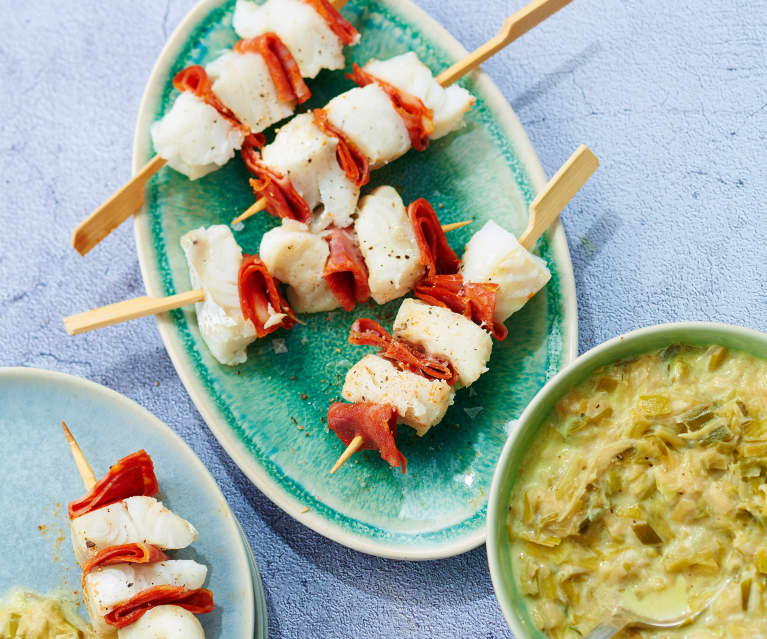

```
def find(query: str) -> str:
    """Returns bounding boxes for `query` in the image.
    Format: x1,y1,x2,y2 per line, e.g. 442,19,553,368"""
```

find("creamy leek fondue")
508,344,767,638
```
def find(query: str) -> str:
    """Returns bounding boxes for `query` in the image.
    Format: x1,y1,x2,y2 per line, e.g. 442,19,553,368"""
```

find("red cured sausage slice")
323,227,371,311
312,109,370,187
349,318,457,385
407,199,460,277
239,254,297,338
234,33,311,105
68,450,159,520
241,137,312,223
347,63,434,151
302,0,360,46
172,65,245,131
414,274,508,340
82,543,168,577
327,403,406,472
104,586,214,628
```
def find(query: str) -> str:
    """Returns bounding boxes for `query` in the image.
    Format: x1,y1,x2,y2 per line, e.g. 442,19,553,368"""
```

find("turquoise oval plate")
133,0,577,559
0,368,266,638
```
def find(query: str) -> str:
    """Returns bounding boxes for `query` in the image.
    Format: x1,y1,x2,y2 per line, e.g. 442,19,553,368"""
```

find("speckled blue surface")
2,0,766,637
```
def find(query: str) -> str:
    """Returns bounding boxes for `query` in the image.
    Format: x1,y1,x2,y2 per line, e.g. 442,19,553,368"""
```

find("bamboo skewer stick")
62,421,97,490
518,144,599,250
64,289,205,336
329,144,598,474
71,0,350,256
436,0,573,86
440,219,472,232
231,198,268,226
329,436,363,474
232,0,572,227
63,221,469,335
72,155,167,256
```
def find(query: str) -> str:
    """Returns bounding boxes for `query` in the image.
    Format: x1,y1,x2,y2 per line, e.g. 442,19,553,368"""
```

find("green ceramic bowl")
133,0,578,558
486,321,767,636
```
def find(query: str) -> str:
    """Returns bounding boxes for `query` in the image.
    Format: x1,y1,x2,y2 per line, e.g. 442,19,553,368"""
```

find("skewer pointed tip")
441,220,472,233
61,420,75,442
330,435,364,474
61,421,98,490
231,197,268,228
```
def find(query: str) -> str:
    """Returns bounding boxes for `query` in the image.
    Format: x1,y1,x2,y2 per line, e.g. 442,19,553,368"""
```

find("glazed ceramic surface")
0,367,266,639
486,322,767,637
133,0,577,558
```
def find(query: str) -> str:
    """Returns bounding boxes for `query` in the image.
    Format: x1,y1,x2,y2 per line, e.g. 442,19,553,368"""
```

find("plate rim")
132,0,578,560
0,366,266,638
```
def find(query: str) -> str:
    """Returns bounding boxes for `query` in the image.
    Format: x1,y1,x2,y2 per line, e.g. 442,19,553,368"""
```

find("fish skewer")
328,145,598,473
63,218,468,340
62,428,199,562
259,188,463,313
232,0,573,227
71,0,356,256
62,425,212,638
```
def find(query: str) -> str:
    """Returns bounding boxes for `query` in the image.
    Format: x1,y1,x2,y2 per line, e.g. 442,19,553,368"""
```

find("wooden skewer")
64,289,205,336
231,197,268,226
519,144,599,250
329,435,363,474
440,219,472,232
234,0,571,227
72,154,167,256
330,145,598,474
61,421,97,490
436,0,573,86
63,221,468,335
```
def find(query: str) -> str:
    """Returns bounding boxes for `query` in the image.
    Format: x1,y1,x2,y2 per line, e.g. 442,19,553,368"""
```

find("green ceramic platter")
133,0,577,559
487,322,767,636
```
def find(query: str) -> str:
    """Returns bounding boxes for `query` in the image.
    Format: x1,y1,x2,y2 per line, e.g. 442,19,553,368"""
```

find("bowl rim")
486,320,767,636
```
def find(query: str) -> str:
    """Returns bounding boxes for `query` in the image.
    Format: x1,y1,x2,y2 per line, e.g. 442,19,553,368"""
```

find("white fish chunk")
151,92,244,180
363,52,475,140
260,219,339,313
70,496,199,566
262,114,358,230
325,85,410,169
233,0,351,78
85,560,207,635
206,50,293,133
118,605,205,639
354,186,424,304
342,354,454,436
461,220,551,322
393,299,492,388
181,225,257,366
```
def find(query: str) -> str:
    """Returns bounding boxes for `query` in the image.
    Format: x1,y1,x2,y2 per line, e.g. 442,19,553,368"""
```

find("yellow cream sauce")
508,344,767,638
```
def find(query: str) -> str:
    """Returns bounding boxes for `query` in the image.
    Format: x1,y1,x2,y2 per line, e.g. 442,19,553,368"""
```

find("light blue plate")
0,367,266,638
487,322,767,637
133,0,578,559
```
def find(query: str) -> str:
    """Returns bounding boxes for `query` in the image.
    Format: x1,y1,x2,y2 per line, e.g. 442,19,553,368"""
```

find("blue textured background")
1,1,765,637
